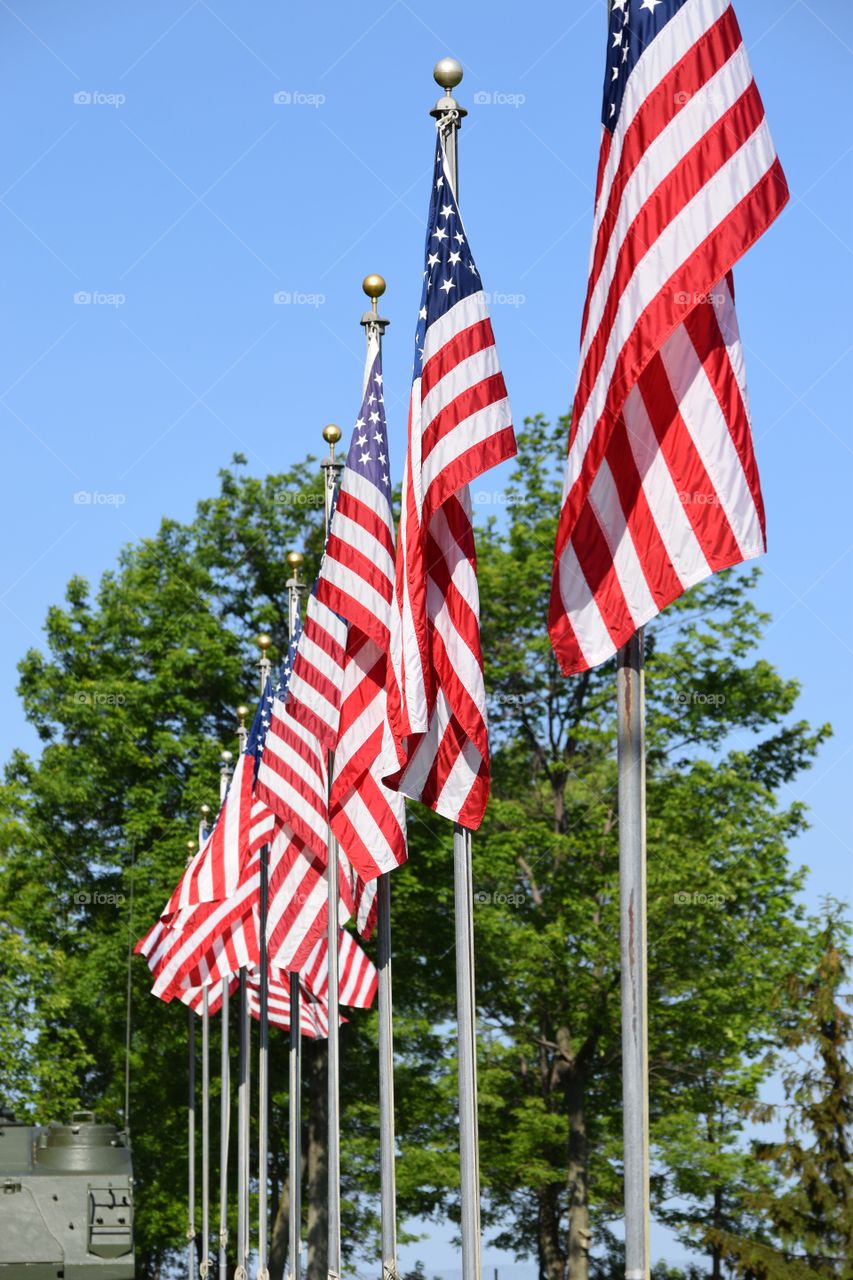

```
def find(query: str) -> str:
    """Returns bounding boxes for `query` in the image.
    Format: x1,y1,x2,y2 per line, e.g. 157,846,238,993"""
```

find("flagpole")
199,806,213,1280
235,707,250,1280
217,751,234,1280
288,970,302,1280
257,634,274,1280
187,839,199,1280
286,551,306,1280
185,829,199,1280
430,58,482,1280
376,873,397,1280
604,5,650,1273
321,422,344,1280
201,992,210,1277
617,630,650,1280
359,273,400,1280
236,967,250,1280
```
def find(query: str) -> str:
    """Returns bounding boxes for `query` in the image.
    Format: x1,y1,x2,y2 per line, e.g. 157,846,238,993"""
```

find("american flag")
316,334,407,881
173,969,337,1040
256,617,330,862
140,841,376,1013
163,677,277,917
172,907,259,997
246,978,338,1039
180,920,376,1017
296,927,379,1010
175,976,235,1017
149,843,275,1000
266,831,335,973
147,658,295,991
285,588,347,753
548,0,788,674
385,131,516,829
141,606,376,1001
257,602,378,946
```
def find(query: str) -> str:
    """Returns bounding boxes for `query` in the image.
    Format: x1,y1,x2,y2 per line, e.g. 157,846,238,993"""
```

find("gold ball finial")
434,57,463,91
221,749,233,764
363,274,386,301
257,633,272,652
363,273,386,315
186,839,196,852
286,551,304,570
236,704,249,725
200,804,211,817
322,423,342,446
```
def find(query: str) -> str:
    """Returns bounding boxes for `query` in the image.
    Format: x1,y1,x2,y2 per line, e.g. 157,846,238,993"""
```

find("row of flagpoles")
138,263,406,1279
137,52,503,1273
132,0,791,1269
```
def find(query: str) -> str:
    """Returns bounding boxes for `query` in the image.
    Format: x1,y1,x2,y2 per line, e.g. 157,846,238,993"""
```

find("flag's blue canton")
413,134,482,378
246,621,301,782
246,676,274,782
281,617,301,690
602,0,690,131
346,350,392,501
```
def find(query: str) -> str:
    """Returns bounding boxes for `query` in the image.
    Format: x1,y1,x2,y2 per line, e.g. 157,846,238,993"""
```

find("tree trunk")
710,1185,723,1280
566,1067,590,1280
137,1248,160,1280
306,1041,328,1280
538,1182,567,1280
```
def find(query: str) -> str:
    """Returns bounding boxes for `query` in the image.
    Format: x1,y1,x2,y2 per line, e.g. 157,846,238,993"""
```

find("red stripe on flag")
421,317,497,400
557,157,788,564
581,5,744,339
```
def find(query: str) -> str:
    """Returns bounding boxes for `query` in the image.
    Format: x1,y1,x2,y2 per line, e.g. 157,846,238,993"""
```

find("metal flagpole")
236,968,250,1280
617,631,650,1280
376,873,397,1280
285,550,306,1280
187,836,199,1280
235,708,250,1280
359,273,400,1280
453,822,481,1280
430,58,482,1280
199,805,213,1280
217,751,234,1280
189,1006,197,1280
288,969,302,1280
201,992,210,1275
320,423,344,1280
257,634,273,1280
604,8,650,1275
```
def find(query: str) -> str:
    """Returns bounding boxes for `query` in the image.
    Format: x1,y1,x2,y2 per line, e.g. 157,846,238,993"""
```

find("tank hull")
0,1113,134,1280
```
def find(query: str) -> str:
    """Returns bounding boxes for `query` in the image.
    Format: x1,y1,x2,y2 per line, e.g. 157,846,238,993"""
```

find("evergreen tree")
707,903,853,1279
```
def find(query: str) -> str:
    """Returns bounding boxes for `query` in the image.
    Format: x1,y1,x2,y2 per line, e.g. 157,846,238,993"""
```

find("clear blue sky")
1,1,850,1272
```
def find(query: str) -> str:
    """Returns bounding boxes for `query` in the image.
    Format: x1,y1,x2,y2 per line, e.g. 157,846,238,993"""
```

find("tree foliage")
705,903,853,1279
0,422,842,1280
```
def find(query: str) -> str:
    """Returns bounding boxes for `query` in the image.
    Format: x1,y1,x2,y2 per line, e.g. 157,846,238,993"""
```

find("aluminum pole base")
617,631,650,1280
377,874,398,1278
453,823,482,1280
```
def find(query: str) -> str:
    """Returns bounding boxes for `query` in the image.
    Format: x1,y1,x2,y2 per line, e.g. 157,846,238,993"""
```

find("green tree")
0,454,447,1279
0,456,328,1275
440,416,830,1278
706,903,853,1279
0,423,839,1280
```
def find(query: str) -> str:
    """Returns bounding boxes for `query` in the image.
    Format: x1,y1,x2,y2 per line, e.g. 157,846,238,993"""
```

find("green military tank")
0,1105,134,1280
